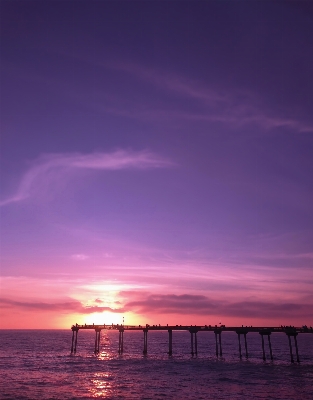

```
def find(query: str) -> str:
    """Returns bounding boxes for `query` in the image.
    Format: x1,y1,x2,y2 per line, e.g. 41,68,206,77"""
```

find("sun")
83,311,124,326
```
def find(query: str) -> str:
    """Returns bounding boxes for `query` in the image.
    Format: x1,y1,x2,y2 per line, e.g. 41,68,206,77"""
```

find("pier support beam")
71,328,79,354
94,329,101,354
261,334,266,360
191,331,194,355
268,335,273,361
214,329,222,357
294,335,300,363
168,329,173,355
74,329,78,353
215,331,218,357
94,331,97,354
143,329,148,355
285,329,300,363
71,329,75,354
259,330,273,361
238,333,242,359
244,333,248,358
236,329,248,360
285,331,300,363
288,335,294,363
189,328,198,356
219,332,222,357
118,328,124,354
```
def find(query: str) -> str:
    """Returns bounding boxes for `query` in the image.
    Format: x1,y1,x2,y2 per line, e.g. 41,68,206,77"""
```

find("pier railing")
70,323,313,363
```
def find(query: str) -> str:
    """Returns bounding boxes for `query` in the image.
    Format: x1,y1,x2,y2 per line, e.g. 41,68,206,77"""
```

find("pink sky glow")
1,1,313,329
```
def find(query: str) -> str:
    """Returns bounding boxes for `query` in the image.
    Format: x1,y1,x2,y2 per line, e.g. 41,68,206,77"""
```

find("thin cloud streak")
108,61,227,104
0,298,124,314
105,61,313,133
122,292,313,320
0,150,174,206
2,292,311,321
7,59,312,134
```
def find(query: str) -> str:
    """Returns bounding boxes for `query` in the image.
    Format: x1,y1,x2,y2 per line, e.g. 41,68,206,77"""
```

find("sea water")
0,329,312,399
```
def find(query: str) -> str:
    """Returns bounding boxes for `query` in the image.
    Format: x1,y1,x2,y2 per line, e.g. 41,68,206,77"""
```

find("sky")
1,0,313,329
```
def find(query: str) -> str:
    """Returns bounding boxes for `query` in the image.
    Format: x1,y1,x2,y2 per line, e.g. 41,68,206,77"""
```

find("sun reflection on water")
89,372,113,398
96,334,114,360
97,348,112,360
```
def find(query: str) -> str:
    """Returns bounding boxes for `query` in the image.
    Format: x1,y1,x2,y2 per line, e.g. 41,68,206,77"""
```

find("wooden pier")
70,323,313,363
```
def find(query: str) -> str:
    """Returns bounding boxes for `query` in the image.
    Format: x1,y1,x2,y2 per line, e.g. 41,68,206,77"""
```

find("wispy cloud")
0,298,124,314
2,291,311,321
121,292,313,320
8,60,312,133
71,254,89,261
105,61,313,133
110,61,227,104
0,149,173,206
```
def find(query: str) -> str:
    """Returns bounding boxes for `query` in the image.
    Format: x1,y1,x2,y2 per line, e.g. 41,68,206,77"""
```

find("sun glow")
83,311,123,326
79,311,142,327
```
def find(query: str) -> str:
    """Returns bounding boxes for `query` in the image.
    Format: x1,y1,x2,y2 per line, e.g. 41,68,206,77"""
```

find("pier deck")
70,323,312,362
71,323,312,334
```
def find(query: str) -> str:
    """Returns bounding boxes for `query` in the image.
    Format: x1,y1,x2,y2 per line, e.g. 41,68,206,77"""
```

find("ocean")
0,329,312,399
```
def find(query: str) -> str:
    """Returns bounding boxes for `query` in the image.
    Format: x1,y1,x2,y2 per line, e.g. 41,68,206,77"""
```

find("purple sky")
1,1,313,328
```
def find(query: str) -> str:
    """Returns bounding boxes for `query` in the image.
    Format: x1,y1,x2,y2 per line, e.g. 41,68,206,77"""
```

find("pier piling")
143,329,148,355
268,335,273,361
236,329,248,359
261,334,266,360
94,331,97,354
287,334,294,363
94,329,101,354
244,333,248,358
259,330,272,361
189,328,198,356
285,329,300,363
168,329,173,355
219,332,222,356
238,333,242,359
214,329,222,357
71,329,75,354
74,329,78,353
118,328,124,354
215,331,218,357
294,335,300,363
190,331,194,356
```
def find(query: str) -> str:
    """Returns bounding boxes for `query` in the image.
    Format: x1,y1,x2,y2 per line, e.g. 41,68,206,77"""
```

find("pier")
70,324,313,363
